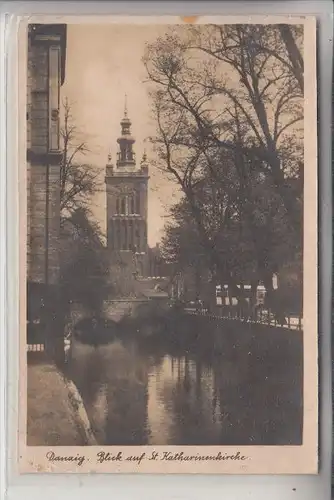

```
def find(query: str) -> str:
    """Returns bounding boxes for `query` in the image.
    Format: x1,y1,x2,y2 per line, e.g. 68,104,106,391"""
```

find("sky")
62,24,179,246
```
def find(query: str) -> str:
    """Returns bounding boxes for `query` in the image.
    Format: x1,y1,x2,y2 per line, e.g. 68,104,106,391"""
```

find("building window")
121,220,127,250
137,261,143,276
135,191,140,214
49,46,60,151
116,198,120,214
121,197,126,215
130,195,135,214
108,223,114,249
116,219,120,249
129,220,133,249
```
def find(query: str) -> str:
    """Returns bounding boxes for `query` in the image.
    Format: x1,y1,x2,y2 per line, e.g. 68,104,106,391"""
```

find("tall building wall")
27,24,66,286
26,41,32,275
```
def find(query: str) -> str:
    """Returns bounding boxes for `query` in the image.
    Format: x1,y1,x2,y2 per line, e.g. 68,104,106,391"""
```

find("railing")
27,343,45,352
185,306,303,331
26,319,67,365
27,320,45,354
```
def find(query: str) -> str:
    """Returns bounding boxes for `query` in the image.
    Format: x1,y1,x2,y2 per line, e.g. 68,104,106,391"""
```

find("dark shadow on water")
67,310,303,446
72,316,121,345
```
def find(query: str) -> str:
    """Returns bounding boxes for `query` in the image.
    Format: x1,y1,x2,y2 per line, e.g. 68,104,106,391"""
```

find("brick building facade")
27,24,67,353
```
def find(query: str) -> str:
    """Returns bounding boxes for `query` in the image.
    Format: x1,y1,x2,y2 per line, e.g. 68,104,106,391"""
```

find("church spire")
124,93,128,118
141,149,147,164
117,96,136,168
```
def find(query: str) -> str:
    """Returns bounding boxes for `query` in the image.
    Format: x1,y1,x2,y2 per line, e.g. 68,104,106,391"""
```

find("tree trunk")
279,25,304,93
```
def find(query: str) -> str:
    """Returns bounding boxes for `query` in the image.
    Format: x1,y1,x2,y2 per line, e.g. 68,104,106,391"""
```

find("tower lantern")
116,95,136,168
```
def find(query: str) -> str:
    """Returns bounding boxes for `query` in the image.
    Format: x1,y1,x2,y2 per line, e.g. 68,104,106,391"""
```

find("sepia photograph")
20,17,317,474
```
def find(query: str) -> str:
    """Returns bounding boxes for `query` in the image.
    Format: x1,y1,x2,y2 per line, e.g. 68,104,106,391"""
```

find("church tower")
105,99,149,279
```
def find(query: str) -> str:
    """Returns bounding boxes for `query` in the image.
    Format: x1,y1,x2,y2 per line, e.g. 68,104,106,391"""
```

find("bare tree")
60,97,102,223
278,25,304,93
144,24,303,309
144,24,303,230
58,99,110,316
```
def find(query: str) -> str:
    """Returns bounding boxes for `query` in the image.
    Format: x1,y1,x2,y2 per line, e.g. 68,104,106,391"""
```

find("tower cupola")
140,148,149,175
116,95,136,168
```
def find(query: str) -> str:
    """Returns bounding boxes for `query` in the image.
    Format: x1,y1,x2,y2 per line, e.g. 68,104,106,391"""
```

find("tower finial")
124,94,128,118
141,149,147,164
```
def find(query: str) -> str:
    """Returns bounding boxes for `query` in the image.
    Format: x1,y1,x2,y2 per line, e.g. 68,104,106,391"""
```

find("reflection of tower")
105,342,149,445
105,97,149,281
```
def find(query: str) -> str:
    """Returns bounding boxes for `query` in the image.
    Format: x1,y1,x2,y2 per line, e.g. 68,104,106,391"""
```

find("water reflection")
67,326,303,446
147,356,223,445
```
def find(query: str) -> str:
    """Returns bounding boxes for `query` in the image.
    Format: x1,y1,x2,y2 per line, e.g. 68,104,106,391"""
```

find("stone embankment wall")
102,299,149,322
68,299,151,325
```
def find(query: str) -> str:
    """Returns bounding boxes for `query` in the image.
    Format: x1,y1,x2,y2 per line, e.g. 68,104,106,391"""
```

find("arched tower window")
130,195,135,214
135,221,140,252
122,220,127,250
137,261,143,277
121,197,126,215
129,220,133,250
126,145,133,161
108,220,114,249
116,219,121,250
135,190,140,214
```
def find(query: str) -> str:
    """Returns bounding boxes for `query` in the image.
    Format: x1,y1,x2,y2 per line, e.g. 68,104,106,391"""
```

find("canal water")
67,325,303,446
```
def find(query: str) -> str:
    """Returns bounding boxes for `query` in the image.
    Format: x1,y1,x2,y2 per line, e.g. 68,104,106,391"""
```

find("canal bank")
27,361,96,446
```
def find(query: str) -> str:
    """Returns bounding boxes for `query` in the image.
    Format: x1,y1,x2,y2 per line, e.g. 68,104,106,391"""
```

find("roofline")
28,24,67,85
